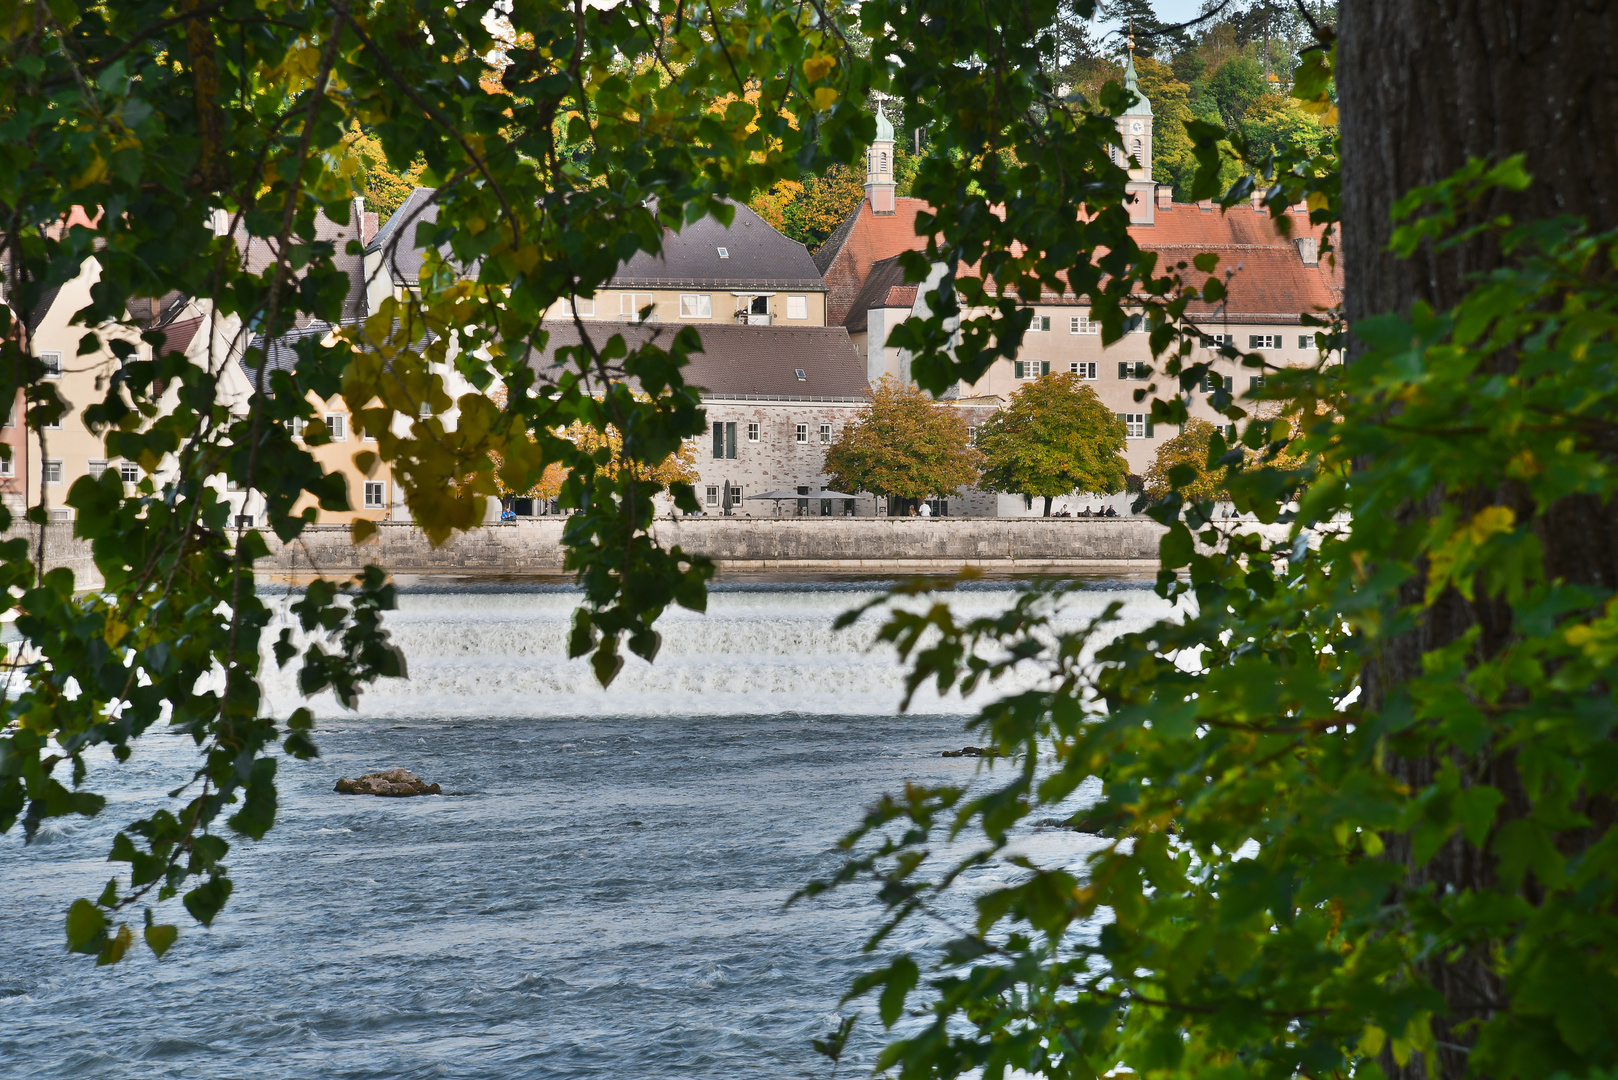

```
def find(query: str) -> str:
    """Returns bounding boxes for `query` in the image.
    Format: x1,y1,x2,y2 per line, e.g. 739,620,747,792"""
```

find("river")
0,579,1170,1079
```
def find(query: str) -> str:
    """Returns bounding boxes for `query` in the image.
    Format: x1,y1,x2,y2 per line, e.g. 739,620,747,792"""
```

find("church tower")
1118,43,1158,224
866,102,896,215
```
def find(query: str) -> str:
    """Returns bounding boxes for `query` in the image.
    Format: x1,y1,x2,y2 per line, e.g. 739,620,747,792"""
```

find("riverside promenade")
7,518,1168,585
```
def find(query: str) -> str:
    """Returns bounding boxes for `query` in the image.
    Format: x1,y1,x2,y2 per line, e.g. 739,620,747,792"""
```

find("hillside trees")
823,377,981,505
974,373,1127,516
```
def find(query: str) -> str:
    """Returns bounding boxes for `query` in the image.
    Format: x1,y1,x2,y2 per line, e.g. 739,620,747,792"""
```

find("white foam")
259,585,1176,719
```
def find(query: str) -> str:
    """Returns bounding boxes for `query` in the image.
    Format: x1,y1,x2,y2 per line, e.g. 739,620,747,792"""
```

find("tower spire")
865,97,896,215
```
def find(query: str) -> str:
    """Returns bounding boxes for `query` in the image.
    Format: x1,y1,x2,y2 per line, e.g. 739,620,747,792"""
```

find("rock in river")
334,769,442,797
941,746,1000,758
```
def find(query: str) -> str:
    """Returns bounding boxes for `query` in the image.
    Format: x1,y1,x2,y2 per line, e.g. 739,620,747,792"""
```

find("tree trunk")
1337,4,1618,1077
1043,495,1053,517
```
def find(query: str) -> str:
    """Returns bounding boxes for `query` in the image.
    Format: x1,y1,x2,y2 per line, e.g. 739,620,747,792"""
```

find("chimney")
1294,236,1319,266
1156,185,1172,209
363,212,379,245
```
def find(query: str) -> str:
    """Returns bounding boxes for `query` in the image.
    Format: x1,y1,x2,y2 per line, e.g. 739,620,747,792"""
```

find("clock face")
1131,121,1143,133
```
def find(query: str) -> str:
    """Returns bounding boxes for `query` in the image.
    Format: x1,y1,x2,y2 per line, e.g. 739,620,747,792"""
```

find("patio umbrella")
803,490,854,499
745,490,804,500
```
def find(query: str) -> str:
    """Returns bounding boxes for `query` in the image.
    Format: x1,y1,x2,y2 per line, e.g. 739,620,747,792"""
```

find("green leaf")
878,956,919,1027
65,899,107,953
144,922,179,959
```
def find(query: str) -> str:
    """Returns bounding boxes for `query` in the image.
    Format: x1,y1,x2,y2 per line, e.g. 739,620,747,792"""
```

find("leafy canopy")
1141,416,1227,503
975,372,1128,514
823,377,982,501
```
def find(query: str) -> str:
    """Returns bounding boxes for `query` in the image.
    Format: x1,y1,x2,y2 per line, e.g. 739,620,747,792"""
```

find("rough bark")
1337,3,1618,1077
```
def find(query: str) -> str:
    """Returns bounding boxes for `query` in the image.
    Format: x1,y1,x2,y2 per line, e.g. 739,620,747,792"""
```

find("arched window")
880,151,888,174
1132,137,1143,159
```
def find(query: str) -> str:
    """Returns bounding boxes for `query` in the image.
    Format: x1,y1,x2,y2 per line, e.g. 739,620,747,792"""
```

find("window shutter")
1118,362,1129,380
1014,361,1025,379
1117,412,1126,427
1040,361,1050,376
725,422,737,459
712,422,724,459
1145,419,1155,438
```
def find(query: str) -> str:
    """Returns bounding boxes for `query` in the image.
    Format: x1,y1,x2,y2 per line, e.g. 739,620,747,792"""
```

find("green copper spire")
874,102,894,142
1122,50,1152,117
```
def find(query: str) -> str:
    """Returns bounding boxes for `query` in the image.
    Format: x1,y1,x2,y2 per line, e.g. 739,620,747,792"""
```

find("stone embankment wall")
261,518,1165,576
4,519,1168,583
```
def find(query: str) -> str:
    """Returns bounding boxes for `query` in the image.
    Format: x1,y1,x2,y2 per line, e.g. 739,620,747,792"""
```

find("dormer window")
717,246,729,259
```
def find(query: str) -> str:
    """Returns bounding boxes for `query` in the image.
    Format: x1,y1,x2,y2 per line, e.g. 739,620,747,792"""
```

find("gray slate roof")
529,321,868,400
842,254,913,334
610,201,825,291
233,207,367,321
364,187,441,286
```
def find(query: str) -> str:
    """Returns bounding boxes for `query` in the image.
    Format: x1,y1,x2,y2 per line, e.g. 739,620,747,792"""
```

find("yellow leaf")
813,87,839,111
1464,505,1515,545
1306,190,1329,211
351,518,378,544
73,151,108,189
1359,1025,1386,1059
803,54,836,82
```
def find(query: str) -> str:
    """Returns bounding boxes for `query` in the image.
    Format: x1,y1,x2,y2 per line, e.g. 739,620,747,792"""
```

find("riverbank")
3,518,1168,586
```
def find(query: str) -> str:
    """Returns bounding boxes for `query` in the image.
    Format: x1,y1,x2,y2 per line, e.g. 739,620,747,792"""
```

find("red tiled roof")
842,254,913,334
820,197,1341,327
155,316,203,358
814,198,936,326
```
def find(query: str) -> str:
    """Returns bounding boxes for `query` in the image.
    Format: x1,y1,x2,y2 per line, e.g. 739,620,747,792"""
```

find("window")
795,423,808,444
3,404,14,428
418,402,433,418
747,422,759,443
786,295,808,320
794,368,806,381
679,294,713,318
571,298,595,318
1249,334,1280,349
119,461,139,483
1117,361,1150,380
42,459,63,485
42,411,62,430
967,425,977,444
819,423,831,444
620,292,655,321
326,413,346,441
716,246,729,259
1299,334,1313,349
1200,372,1232,393
0,456,12,478
363,426,377,443
1118,413,1153,439
288,417,305,438
880,150,888,174
364,481,385,508
1013,360,1050,379
711,421,737,460
1026,314,1051,332
1070,361,1097,379
1070,314,1099,335
1210,333,1230,348
38,352,62,378
88,458,108,478
1249,375,1265,391
706,485,719,507
235,515,254,528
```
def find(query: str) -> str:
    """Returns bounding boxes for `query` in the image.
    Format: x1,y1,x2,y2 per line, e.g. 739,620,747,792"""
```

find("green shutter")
1014,360,1024,379
725,422,737,459
1145,419,1154,437
1040,360,1050,376
712,422,723,459
1118,362,1128,379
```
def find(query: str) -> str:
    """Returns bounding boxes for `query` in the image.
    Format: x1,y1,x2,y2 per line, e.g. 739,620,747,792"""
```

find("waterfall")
259,582,1174,719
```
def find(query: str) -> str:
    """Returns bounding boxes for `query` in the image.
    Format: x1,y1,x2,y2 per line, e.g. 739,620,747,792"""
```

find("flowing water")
0,579,1171,1079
